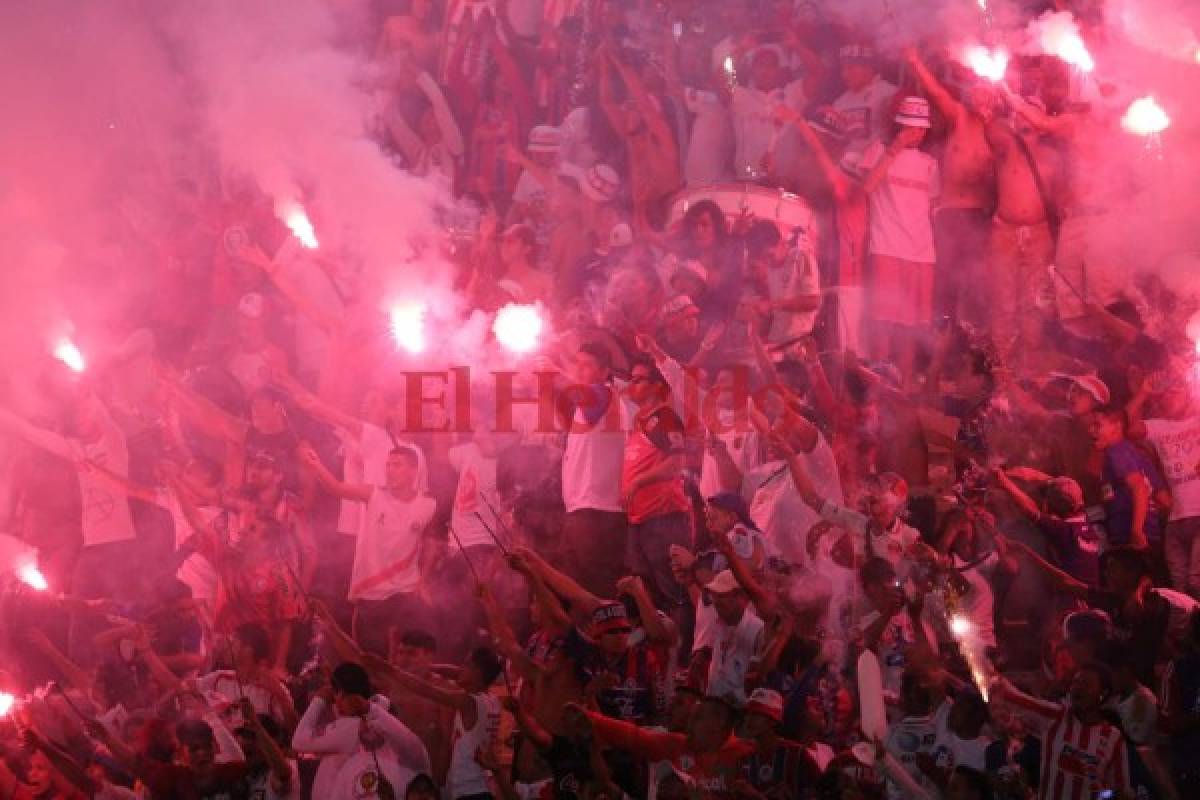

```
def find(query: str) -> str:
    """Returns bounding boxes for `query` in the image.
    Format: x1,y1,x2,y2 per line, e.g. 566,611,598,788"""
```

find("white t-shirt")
765,251,820,344
706,609,764,703
512,169,554,250
293,696,430,800
730,81,807,179
0,406,132,547
693,594,719,654
793,553,859,669
858,610,938,698
348,489,436,601
746,434,842,569
820,501,921,576
711,523,769,572
513,167,548,207
449,441,499,549
559,107,600,169
884,712,940,800
324,750,416,800
1112,684,1158,745
154,489,220,602
561,391,626,513
1143,416,1200,521
832,75,897,155
336,423,427,537
75,426,138,547
932,700,992,771
951,551,1000,649
683,88,734,187
447,693,502,799
699,421,761,499
516,781,553,799
196,671,289,728
858,142,940,264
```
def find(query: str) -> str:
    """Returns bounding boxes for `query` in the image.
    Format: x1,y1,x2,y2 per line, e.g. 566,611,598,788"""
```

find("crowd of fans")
1,0,1198,798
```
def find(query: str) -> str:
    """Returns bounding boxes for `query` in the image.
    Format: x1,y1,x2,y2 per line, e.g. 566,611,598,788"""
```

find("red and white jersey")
621,402,689,524
1004,688,1132,800
349,489,435,602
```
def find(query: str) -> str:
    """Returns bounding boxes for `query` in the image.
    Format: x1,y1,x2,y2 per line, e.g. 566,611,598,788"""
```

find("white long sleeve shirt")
293,696,430,800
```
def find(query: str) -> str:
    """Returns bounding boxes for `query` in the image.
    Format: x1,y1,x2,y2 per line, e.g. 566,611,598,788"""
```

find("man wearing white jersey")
300,443,436,657
0,393,137,601
832,43,896,158
78,455,225,620
1131,368,1200,598
292,662,430,800
744,415,842,571
274,376,428,600
785,447,922,577
699,569,764,704
558,342,628,597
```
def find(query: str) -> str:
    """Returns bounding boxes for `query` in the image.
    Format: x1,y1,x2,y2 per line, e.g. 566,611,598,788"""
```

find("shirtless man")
904,47,997,327
984,65,1064,358
999,59,1119,322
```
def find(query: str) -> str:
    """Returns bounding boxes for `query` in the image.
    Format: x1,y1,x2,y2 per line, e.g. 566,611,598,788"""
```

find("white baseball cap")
895,96,932,128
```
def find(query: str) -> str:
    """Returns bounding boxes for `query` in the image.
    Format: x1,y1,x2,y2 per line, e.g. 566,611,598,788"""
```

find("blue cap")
707,492,759,531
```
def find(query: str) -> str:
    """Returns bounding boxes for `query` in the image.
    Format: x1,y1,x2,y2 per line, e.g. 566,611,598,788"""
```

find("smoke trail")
0,0,190,380
159,0,452,293
0,0,464,402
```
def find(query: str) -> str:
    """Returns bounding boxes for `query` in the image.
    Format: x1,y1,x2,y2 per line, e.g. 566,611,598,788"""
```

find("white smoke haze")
1,0,1198,399
159,0,453,292
0,0,461,413
827,0,1200,310
1108,0,1200,64
0,1,188,385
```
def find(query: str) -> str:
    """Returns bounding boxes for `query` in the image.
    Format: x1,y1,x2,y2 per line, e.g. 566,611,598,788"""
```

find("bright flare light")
493,304,544,354
1037,14,1095,72
1186,312,1200,355
390,304,427,354
53,339,86,373
18,562,49,591
1121,96,1170,136
949,612,990,701
0,693,13,717
963,45,1009,82
280,202,319,249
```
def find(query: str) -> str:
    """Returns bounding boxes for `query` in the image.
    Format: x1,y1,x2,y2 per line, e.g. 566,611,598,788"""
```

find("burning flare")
493,304,544,354
1034,12,1095,72
0,693,13,717
1186,311,1200,355
1121,96,1170,136
390,304,427,354
53,339,86,373
949,613,991,701
280,202,319,249
18,562,49,591
963,45,1009,82
723,56,736,87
